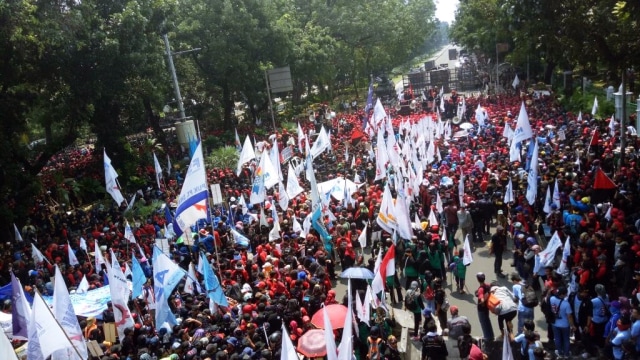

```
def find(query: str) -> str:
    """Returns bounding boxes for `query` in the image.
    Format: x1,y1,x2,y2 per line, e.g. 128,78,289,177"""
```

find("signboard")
281,146,293,163
210,184,223,205
103,323,117,343
267,66,294,93
155,238,170,256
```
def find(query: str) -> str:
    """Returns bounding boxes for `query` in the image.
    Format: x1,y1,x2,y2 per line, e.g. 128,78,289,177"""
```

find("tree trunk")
543,61,556,84
222,80,235,130
144,98,168,151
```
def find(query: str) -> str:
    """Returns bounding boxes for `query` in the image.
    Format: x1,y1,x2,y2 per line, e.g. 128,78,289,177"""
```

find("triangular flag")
79,237,87,252
11,272,30,341
32,290,75,359
463,234,473,265
26,290,44,360
277,181,289,210
0,331,18,360
123,262,132,279
174,141,209,236
31,243,47,264
184,262,202,295
269,208,281,241
436,192,443,213
76,275,89,294
131,255,146,299
357,223,368,249
108,250,135,340
67,242,79,266
543,186,552,214
553,179,561,209
324,305,339,360
593,168,617,189
292,216,303,234
337,279,354,360
512,74,520,89
591,96,598,116
504,178,514,203
104,149,125,206
234,128,242,151
525,140,539,205
200,252,227,306
281,323,299,360
124,220,137,243
502,331,515,360
126,192,137,212
286,163,304,199
153,152,163,190
556,235,572,275
13,223,23,242
52,265,88,360
94,240,106,271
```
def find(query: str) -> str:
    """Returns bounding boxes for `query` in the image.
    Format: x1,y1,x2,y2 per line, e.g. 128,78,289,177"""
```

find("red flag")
590,129,600,146
593,168,616,190
350,128,367,145
379,244,396,279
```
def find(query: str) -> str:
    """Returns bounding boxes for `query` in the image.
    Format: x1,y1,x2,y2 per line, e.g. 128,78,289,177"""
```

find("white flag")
526,140,539,205
124,220,137,243
94,240,106,271
31,243,46,264
436,192,443,213
126,192,136,212
237,136,256,176
124,262,132,279
534,231,563,273
553,179,561,209
79,237,87,252
337,279,354,360
108,250,135,341
237,194,248,215
277,181,289,210
185,262,202,295
269,208,281,241
153,152,163,189
292,216,303,234
543,186,552,214
167,154,172,177
358,223,368,249
13,223,23,242
591,96,598,116
32,291,74,359
1,331,18,360
286,163,304,199
281,324,299,360
463,234,473,265
67,242,79,266
502,331,515,360
372,98,387,125
76,275,89,294
52,265,88,360
458,169,465,207
174,141,209,235
556,236,571,275
475,104,486,127
324,305,339,360
104,149,125,206
504,178,514,203
270,139,284,182
512,74,520,89
310,126,331,158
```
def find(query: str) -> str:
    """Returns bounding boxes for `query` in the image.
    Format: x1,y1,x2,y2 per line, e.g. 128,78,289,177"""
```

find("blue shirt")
572,296,583,324
591,296,610,324
550,295,572,328
512,283,532,313
611,329,631,359
631,319,640,351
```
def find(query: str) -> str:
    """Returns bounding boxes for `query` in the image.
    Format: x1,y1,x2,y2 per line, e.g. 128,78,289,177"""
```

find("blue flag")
153,246,186,327
363,80,374,129
164,205,173,224
200,252,228,306
311,206,331,241
524,140,535,172
131,255,146,299
189,135,199,158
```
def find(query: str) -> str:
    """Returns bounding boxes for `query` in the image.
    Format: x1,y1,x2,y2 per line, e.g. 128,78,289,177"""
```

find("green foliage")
562,88,615,119
126,199,164,220
205,146,239,170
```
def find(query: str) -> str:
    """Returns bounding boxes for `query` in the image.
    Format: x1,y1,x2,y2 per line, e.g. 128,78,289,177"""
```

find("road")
332,226,549,358
395,44,464,96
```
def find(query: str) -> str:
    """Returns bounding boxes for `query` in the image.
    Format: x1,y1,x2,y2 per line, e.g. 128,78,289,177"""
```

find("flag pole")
34,289,84,360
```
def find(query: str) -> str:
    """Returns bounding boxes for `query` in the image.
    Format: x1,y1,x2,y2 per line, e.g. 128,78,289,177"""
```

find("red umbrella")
296,329,327,357
310,304,347,329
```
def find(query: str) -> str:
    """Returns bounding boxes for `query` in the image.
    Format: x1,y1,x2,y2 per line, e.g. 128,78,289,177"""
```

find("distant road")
395,44,463,95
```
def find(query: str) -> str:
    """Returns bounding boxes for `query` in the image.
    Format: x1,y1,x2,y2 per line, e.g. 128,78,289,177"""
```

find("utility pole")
620,70,627,168
163,33,186,121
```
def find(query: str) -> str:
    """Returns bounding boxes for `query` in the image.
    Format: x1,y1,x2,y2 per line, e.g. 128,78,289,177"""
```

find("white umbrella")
340,267,375,279
459,123,473,130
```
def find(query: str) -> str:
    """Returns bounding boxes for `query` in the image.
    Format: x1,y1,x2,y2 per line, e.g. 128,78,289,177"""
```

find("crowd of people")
2,85,640,360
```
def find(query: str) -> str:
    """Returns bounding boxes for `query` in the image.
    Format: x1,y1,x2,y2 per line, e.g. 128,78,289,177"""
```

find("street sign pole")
264,69,277,131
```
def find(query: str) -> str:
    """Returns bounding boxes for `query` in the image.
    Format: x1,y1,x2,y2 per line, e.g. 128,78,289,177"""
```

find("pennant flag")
250,153,268,204
525,140,539,205
458,169,465,207
11,272,30,340
590,128,600,147
131,255,146,299
376,185,397,234
79,237,87,252
504,178,514,203
153,152,163,189
310,126,331,158
76,275,89,294
108,250,135,340
124,220,136,243
371,244,395,295
237,194,248,215
372,98,387,125
32,290,75,359
463,234,473,265
436,192,443,213
277,181,289,210
292,216,303,234
337,279,354,360
270,138,284,182
32,243,47,264
167,154,172,177
609,115,617,136
591,168,617,203
553,179,561,209
67,242,79,266
126,192,137,212
52,265,88,360
13,223,23,242
297,122,306,154
281,323,299,360
512,74,520,89
104,149,125,206
543,186,552,214
1,331,18,360
556,235,571,275
475,103,486,127
534,231,563,273
428,209,439,227
286,163,304,199
364,79,374,114
95,240,106,271
269,208,281,241
184,262,201,295
174,141,208,236
236,135,256,176
234,128,242,151
153,246,187,328
200,252,228,306
230,228,250,247
502,331,515,360
591,96,598,116
311,206,331,241
357,223,368,249
510,103,533,162
324,305,339,360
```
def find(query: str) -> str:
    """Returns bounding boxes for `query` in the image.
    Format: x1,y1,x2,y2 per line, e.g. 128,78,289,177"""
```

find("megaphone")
452,116,462,125
395,103,401,111
410,100,417,110
309,112,315,122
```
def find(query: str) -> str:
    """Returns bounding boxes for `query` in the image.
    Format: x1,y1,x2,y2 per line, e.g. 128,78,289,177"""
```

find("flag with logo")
32,290,74,359
11,272,30,340
525,140,539,205
104,149,125,206
174,141,209,237
510,102,533,162
153,246,186,327
67,242,79,266
131,255,146,299
108,250,135,340
153,152,163,189
200,251,227,306
52,265,88,360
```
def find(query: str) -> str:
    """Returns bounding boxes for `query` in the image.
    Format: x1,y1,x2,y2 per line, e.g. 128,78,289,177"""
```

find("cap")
476,272,485,280
449,305,459,315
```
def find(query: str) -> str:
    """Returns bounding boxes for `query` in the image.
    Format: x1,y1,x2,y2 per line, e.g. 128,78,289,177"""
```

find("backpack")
405,289,419,311
367,336,382,360
521,285,539,308
487,293,501,314
457,335,474,358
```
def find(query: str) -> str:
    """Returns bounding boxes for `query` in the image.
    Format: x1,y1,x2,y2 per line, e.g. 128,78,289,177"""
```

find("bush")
205,146,239,170
562,87,615,119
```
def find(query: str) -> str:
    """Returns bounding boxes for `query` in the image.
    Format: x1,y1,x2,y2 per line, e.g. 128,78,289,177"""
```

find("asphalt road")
332,226,550,351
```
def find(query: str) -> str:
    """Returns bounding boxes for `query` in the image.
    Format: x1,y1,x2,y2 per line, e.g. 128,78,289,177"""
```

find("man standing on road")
475,272,495,343
446,305,471,355
491,225,508,278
